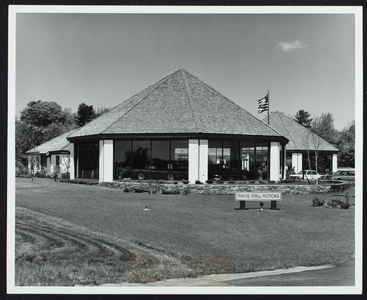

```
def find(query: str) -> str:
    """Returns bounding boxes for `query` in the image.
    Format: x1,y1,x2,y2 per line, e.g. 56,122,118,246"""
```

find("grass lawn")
14,178,355,285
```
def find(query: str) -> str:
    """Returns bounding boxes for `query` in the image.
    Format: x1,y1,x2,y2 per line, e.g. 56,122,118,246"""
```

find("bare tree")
303,131,312,170
303,128,322,184
28,150,40,181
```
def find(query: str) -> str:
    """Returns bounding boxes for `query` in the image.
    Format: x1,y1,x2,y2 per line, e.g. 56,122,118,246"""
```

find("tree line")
16,101,109,167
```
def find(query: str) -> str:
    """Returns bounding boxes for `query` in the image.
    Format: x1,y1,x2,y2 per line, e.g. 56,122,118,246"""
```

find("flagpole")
267,89,270,125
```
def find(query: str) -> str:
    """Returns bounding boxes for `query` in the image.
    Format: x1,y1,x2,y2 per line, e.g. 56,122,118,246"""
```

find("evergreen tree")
75,103,96,127
294,110,313,128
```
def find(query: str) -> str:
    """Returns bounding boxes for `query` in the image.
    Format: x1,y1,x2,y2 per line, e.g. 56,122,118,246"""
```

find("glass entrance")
208,140,240,180
240,141,269,180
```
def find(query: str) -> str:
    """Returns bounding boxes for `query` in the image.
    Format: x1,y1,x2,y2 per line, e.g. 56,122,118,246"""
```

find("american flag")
258,93,269,114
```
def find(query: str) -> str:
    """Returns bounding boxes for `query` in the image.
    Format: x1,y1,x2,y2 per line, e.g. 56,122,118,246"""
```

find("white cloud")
276,40,308,52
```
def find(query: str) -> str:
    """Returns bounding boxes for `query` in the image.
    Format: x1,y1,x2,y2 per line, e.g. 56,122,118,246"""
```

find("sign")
235,192,282,201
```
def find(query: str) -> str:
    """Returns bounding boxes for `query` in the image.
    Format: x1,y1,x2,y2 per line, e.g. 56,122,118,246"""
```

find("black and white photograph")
7,5,362,295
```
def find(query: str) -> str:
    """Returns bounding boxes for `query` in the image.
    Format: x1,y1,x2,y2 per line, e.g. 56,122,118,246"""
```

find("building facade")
266,112,339,174
27,129,77,175
67,69,289,183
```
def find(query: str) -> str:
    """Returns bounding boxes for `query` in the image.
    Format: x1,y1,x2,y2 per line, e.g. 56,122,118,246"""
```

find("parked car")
131,169,187,180
289,170,321,180
330,170,355,181
208,164,248,180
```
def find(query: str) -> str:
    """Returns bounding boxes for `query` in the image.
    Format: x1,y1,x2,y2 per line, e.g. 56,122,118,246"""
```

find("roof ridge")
102,69,181,133
181,69,200,132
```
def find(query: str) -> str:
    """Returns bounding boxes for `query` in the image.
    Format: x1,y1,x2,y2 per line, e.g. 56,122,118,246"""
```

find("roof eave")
67,132,289,144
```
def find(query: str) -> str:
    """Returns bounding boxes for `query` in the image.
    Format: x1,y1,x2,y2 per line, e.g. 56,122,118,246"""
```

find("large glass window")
171,140,188,174
75,141,99,179
114,139,188,180
151,141,170,170
40,155,47,169
256,142,269,179
132,141,151,170
114,141,132,179
241,142,255,173
208,140,240,180
240,141,269,180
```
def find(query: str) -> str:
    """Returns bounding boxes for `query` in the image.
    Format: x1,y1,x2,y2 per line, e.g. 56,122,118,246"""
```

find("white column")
270,142,280,182
47,156,51,174
282,145,287,180
50,155,56,174
102,140,114,182
292,152,303,173
188,139,199,183
332,153,338,173
99,140,104,182
69,143,75,180
199,140,208,183
297,153,303,173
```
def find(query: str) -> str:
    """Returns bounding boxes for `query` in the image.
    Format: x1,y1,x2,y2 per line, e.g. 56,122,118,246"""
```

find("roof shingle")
68,69,284,138
27,129,78,154
265,111,338,152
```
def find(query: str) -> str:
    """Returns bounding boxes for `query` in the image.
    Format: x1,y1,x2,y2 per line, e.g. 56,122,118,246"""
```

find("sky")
15,8,357,130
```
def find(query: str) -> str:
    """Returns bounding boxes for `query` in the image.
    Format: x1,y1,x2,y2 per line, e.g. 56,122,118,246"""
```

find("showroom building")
67,69,289,183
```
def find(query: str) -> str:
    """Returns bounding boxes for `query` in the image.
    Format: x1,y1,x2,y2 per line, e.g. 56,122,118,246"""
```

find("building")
27,129,78,175
67,69,289,183
265,111,339,174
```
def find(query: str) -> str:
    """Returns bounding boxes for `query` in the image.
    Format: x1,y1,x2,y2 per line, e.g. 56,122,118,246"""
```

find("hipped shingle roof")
68,69,285,139
27,129,78,154
266,111,338,152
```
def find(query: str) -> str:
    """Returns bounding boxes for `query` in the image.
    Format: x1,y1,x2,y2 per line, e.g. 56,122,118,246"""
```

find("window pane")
171,140,188,178
41,156,47,169
255,142,268,180
208,141,222,166
132,141,151,169
76,141,99,179
151,141,170,170
241,141,255,177
114,141,132,179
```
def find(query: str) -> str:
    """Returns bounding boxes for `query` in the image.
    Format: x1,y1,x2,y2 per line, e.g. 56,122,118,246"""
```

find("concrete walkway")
144,259,355,286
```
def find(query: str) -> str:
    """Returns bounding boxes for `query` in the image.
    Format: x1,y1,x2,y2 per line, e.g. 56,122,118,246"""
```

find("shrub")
327,197,350,209
52,165,60,181
195,180,203,184
311,197,324,207
182,180,189,184
16,163,29,177
206,180,214,184
161,188,180,195
182,188,190,195
34,168,47,178
148,185,159,194
123,186,131,193
133,187,144,193
61,172,70,180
